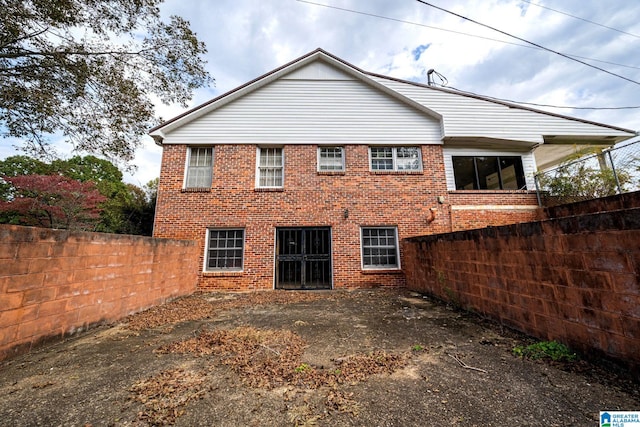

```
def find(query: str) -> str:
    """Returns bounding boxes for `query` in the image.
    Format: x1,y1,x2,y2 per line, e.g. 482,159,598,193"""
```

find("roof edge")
150,49,329,135
150,48,637,141
365,71,637,136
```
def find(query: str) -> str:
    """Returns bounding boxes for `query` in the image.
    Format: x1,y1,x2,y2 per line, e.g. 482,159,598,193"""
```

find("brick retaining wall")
0,225,199,361
545,190,640,219
403,204,640,373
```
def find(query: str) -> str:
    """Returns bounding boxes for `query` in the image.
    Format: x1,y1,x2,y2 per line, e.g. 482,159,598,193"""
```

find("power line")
521,0,640,39
296,0,640,110
295,0,640,71
567,55,639,71
296,0,523,45
415,0,640,86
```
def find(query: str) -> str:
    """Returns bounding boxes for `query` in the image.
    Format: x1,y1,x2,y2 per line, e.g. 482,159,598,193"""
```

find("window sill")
361,268,403,274
370,170,423,175
202,271,244,277
255,187,284,192
317,171,346,175
182,187,211,193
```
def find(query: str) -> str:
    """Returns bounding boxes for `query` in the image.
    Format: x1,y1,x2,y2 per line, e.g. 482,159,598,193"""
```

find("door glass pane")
452,157,477,190
499,157,526,190
475,157,500,190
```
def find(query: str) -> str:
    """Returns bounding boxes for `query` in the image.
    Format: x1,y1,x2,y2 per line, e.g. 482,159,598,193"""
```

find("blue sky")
2,0,639,185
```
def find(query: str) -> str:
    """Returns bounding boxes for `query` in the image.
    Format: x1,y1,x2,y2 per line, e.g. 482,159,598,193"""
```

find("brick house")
150,49,635,291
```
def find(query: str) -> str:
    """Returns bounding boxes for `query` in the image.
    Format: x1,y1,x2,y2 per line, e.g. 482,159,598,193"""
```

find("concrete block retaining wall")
0,225,199,361
403,198,640,373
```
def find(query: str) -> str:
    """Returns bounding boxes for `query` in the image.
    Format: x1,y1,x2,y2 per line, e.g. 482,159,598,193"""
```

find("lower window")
205,229,244,271
361,227,399,269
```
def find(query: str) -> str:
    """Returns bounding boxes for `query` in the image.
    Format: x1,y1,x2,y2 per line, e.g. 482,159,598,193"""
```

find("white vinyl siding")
257,147,284,188
184,147,213,188
154,57,632,153
370,76,631,143
318,147,345,171
161,76,442,145
443,147,536,190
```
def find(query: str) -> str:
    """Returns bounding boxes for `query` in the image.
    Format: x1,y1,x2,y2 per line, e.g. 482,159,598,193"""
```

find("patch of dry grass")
129,368,209,425
124,291,338,331
157,326,409,390
124,295,216,331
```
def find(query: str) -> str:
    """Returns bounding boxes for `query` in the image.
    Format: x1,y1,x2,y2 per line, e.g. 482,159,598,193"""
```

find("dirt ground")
0,289,638,427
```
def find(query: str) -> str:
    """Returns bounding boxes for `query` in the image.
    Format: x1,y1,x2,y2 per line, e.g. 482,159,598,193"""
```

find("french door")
275,227,332,290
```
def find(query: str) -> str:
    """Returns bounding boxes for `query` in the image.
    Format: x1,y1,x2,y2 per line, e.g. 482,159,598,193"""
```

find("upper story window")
453,156,526,190
370,147,422,172
318,147,345,171
185,147,213,189
205,229,244,272
257,147,283,188
361,227,400,270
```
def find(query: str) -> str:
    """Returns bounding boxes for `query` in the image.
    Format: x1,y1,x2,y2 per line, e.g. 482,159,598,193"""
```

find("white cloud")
3,0,640,183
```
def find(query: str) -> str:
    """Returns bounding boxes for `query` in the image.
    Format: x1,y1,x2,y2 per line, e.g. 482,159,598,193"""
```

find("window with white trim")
257,147,283,188
452,156,526,190
318,147,345,171
185,147,213,188
205,229,244,271
361,227,400,269
369,147,422,171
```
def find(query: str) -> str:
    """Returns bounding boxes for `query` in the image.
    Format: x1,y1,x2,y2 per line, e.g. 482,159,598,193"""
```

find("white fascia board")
149,130,165,145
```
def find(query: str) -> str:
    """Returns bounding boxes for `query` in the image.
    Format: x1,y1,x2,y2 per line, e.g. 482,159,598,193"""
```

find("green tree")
0,155,52,178
52,155,131,232
536,149,632,203
0,155,53,201
0,154,156,234
0,174,106,230
0,0,211,162
117,180,157,236
52,155,127,201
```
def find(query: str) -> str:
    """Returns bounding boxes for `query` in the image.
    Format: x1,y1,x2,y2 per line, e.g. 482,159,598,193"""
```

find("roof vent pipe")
427,69,435,86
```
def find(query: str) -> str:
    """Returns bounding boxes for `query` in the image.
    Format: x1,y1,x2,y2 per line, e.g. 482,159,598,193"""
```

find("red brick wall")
154,144,543,291
403,207,640,372
0,225,199,361
448,191,543,231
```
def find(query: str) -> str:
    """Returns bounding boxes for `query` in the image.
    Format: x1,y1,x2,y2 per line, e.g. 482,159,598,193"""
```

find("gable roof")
149,48,636,159
149,48,442,141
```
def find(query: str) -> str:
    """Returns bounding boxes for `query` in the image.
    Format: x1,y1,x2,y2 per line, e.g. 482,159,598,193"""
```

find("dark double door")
276,227,332,290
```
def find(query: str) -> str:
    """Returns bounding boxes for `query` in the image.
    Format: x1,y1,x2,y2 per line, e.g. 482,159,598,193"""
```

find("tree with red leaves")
0,174,106,231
